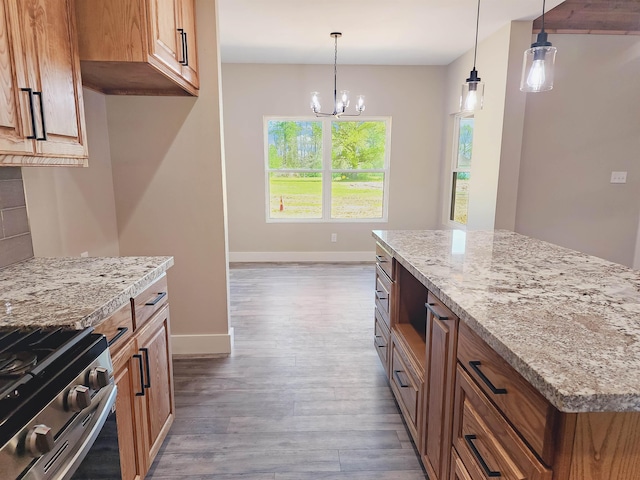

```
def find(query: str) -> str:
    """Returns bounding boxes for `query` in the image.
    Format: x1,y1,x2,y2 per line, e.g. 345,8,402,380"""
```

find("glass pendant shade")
355,95,365,112
520,45,556,92
460,69,484,112
310,92,321,113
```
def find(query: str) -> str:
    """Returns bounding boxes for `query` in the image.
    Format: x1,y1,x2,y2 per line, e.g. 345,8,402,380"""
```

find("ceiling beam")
532,0,640,35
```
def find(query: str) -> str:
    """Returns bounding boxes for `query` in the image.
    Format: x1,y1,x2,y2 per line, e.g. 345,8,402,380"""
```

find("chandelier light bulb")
356,95,365,112
340,90,350,108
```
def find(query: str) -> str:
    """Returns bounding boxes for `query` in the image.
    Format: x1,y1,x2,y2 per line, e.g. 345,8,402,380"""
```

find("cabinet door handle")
145,291,167,306
374,336,386,348
469,361,507,395
177,28,187,65
393,370,409,388
20,88,37,140
33,91,47,140
133,354,145,396
375,290,387,301
183,31,189,66
375,255,387,263
425,302,449,320
107,327,128,347
464,434,502,477
140,348,151,389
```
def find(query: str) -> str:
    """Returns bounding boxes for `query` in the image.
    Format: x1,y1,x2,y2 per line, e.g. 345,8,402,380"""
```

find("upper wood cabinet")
74,0,199,96
0,0,88,167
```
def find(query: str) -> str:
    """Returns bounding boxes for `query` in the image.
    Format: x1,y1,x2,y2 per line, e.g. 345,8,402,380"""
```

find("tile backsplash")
0,168,33,268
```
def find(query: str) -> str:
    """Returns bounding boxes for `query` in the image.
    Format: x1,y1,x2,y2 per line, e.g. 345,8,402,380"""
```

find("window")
449,114,473,225
265,117,390,221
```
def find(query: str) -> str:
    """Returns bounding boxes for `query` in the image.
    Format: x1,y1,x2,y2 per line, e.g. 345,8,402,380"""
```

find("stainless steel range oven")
0,328,119,480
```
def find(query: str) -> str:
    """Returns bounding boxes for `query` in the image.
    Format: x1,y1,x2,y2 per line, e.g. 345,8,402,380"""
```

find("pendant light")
460,0,484,112
310,32,365,117
520,0,557,92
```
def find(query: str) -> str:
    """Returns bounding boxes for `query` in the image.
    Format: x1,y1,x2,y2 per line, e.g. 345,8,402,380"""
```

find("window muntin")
450,115,473,225
265,117,390,222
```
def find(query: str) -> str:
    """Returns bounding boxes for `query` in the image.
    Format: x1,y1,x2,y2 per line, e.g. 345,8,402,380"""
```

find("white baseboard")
228,251,374,262
171,328,234,355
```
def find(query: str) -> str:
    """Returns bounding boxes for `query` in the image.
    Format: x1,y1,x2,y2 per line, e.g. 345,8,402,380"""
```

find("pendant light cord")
333,35,338,112
472,0,480,69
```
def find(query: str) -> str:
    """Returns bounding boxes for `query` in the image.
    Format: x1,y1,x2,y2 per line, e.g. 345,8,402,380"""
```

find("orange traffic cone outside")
279,196,284,211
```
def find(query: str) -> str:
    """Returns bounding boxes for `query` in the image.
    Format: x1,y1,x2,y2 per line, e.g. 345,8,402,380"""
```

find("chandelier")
310,32,365,117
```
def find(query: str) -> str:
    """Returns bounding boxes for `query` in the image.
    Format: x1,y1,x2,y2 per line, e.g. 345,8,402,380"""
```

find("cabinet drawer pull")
107,327,128,347
375,290,387,301
140,348,151,388
21,88,37,140
145,291,167,306
393,369,409,388
33,91,47,140
375,255,387,263
469,361,507,395
133,354,145,396
374,336,386,348
425,302,449,320
464,434,502,477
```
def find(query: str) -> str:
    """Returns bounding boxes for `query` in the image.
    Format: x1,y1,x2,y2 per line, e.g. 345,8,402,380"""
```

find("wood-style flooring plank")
147,263,426,479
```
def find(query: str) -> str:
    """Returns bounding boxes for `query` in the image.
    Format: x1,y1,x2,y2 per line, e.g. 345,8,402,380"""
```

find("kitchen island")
373,229,640,480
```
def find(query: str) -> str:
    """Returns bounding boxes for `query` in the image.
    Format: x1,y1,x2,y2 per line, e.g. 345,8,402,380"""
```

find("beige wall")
515,35,640,267
23,89,120,257
441,21,531,230
222,64,445,258
634,215,640,269
106,0,230,353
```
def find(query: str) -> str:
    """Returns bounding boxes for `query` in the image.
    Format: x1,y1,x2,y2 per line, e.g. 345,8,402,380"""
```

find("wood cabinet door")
0,1,33,156
136,304,175,473
147,0,181,75
177,0,198,88
422,303,459,480
15,0,87,158
113,342,144,480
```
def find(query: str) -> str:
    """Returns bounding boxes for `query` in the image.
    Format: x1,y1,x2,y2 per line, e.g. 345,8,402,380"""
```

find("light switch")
610,171,627,184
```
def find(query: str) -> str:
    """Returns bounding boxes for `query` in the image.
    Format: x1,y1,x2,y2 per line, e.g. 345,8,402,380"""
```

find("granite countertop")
373,229,640,413
0,256,174,330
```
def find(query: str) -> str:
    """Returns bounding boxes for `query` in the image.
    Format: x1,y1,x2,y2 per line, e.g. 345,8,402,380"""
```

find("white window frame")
264,115,392,223
444,112,474,229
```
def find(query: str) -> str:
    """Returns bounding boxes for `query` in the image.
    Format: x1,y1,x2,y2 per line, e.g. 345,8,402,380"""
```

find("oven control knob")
88,367,110,390
26,424,54,457
67,385,91,412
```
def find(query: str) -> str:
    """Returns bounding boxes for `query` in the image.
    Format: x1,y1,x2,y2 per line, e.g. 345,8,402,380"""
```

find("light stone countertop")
0,256,174,330
373,229,640,413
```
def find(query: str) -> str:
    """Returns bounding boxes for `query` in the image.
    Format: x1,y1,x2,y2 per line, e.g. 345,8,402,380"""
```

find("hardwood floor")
146,263,427,479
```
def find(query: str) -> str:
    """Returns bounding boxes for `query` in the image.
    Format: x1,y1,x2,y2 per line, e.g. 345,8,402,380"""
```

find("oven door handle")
56,385,117,480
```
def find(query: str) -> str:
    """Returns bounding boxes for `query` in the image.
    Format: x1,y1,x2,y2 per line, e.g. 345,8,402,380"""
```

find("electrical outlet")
331,233,337,243
80,251,89,257
610,171,627,184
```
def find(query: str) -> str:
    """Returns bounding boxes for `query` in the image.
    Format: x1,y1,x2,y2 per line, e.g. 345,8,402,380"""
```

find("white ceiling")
218,0,565,66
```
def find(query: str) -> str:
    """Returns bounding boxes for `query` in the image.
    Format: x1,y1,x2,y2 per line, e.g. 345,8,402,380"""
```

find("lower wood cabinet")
450,449,473,480
135,304,175,470
96,275,174,480
422,293,459,480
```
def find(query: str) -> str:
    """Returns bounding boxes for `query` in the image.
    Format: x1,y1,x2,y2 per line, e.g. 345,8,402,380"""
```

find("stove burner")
0,352,38,376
